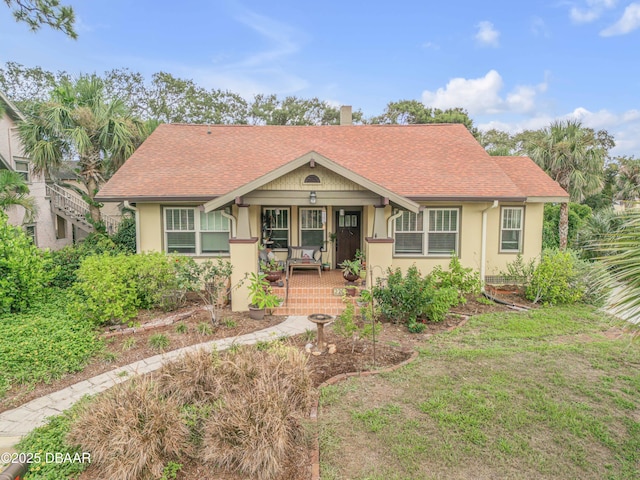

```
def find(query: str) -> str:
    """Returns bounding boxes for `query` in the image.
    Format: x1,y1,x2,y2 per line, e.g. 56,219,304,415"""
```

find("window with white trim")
15,160,30,183
393,208,459,256
427,208,459,255
300,208,325,247
394,211,424,255
500,207,523,252
263,208,289,249
200,210,230,253
164,207,230,255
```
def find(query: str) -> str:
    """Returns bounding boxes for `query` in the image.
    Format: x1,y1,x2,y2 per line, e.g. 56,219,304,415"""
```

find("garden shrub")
110,215,136,253
373,265,432,324
0,213,54,313
68,377,190,480
526,249,585,305
72,252,186,325
424,286,460,322
373,261,475,328
499,254,537,285
431,255,481,300
48,233,119,289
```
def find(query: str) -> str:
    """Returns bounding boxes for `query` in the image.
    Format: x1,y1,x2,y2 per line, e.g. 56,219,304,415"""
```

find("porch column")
372,205,389,238
229,204,258,312
365,237,394,289
236,204,251,239
229,237,259,312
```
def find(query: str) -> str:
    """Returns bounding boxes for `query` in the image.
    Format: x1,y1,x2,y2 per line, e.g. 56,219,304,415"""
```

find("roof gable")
203,151,422,213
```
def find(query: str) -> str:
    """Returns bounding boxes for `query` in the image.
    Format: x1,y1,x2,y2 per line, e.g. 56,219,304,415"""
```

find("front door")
335,210,361,266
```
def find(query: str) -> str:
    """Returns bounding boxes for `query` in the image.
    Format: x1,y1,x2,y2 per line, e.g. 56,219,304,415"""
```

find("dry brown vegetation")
71,345,313,480
68,376,190,480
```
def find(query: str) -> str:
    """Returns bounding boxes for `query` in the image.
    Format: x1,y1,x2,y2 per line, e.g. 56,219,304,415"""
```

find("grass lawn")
0,291,102,399
319,305,640,480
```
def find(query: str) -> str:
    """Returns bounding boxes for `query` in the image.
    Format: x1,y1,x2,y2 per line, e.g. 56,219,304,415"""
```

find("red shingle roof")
492,156,568,199
97,124,568,201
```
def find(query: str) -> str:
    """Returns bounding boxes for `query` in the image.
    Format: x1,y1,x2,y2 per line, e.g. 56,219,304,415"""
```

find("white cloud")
600,3,640,36
570,0,617,23
531,16,551,38
477,106,640,157
421,41,440,50
475,21,500,47
421,70,547,115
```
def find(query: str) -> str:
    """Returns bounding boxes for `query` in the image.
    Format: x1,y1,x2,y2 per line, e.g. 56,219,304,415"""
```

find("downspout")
123,201,141,254
221,210,237,238
387,209,404,238
481,201,499,291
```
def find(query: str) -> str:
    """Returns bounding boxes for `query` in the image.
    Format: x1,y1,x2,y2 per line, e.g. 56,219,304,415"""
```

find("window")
427,209,459,255
15,160,30,182
500,207,523,252
303,174,321,184
24,224,36,244
164,207,230,255
394,211,424,255
165,208,195,253
300,208,325,247
200,210,230,253
393,208,459,256
263,208,289,249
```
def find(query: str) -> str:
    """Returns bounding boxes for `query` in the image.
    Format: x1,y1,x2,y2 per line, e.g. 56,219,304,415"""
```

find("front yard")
319,306,640,480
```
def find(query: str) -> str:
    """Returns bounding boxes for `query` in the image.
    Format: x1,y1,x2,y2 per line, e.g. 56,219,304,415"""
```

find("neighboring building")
96,107,569,311
0,91,75,248
0,91,120,248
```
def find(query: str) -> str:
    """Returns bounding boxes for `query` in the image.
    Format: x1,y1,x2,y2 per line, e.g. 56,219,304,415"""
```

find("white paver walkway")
0,316,314,445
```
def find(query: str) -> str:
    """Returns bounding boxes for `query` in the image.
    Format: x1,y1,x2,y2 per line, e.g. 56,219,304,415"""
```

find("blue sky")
1,0,639,156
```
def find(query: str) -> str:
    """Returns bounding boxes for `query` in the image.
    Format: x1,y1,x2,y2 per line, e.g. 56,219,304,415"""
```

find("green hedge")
0,213,53,313
72,252,187,325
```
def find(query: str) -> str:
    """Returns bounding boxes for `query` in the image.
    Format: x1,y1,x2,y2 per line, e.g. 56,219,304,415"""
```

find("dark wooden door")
335,211,361,266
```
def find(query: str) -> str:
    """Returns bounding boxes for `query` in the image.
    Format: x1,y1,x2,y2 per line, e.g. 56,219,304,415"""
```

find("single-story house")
96,107,568,311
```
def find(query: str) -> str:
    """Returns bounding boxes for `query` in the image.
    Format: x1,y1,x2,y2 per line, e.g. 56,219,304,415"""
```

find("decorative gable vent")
303,174,321,184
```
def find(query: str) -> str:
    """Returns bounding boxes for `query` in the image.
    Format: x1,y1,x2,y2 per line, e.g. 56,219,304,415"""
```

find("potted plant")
260,257,284,284
322,262,330,272
247,272,282,320
340,259,362,283
354,248,366,269
356,288,372,307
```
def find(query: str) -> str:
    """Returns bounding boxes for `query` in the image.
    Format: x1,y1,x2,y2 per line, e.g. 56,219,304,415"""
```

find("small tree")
176,257,239,324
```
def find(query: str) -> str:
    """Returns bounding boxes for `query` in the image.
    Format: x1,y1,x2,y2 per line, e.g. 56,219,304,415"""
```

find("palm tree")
0,169,37,221
526,120,606,249
18,75,145,224
596,210,640,326
615,156,640,208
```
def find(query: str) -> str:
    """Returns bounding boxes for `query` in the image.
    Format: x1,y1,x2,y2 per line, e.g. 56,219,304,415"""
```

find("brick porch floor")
270,269,364,316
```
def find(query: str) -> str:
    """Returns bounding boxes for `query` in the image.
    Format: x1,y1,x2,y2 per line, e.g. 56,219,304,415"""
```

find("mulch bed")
0,303,283,413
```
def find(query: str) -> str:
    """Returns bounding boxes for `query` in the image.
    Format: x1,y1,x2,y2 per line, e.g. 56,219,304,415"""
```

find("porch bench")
287,246,322,277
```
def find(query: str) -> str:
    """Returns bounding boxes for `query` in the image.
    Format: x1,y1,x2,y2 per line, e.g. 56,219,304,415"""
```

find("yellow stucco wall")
138,203,163,252
390,202,545,278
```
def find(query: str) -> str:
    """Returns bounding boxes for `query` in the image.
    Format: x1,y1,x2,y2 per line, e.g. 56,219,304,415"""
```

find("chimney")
340,105,352,126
